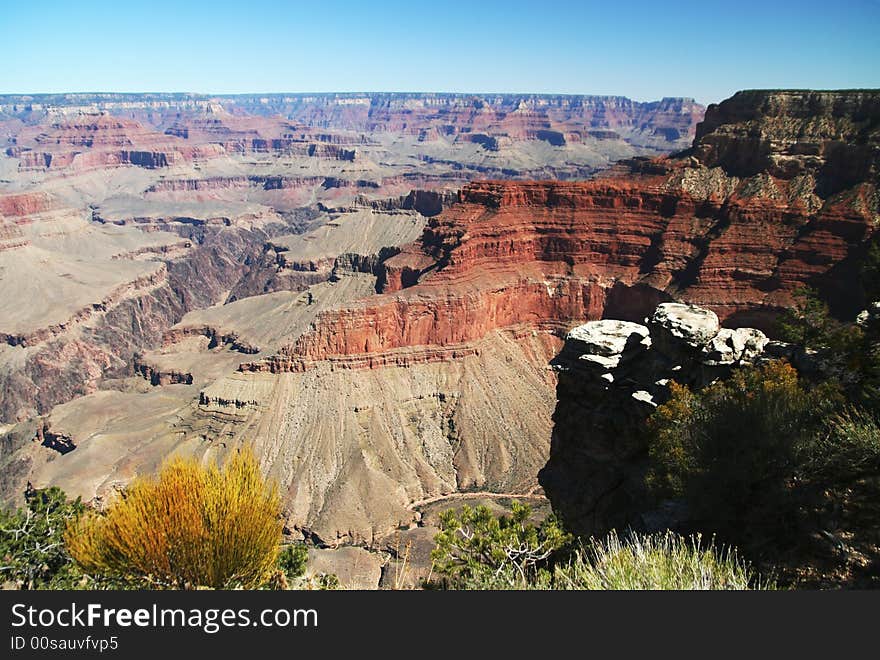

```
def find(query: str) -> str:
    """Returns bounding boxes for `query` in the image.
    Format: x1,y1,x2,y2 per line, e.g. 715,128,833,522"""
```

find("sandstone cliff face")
248,93,880,370
694,90,880,192
160,102,360,159
0,192,54,217
246,148,876,374
347,94,703,151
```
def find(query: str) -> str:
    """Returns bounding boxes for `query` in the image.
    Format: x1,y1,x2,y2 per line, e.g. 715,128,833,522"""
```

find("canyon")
1,89,878,586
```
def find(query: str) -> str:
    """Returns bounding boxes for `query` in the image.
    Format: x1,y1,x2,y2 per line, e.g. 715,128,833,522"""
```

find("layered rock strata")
242,159,876,374
7,112,222,171
1,89,877,551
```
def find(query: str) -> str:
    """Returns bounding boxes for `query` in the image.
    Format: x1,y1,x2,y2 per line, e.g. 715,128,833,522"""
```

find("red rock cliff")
242,90,879,373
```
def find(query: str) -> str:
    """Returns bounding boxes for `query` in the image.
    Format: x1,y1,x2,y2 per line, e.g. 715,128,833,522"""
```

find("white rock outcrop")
701,327,769,366
856,301,880,328
566,320,651,370
558,301,771,406
649,302,720,349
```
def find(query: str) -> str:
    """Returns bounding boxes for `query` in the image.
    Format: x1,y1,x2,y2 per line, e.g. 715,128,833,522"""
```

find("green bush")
775,287,860,352
431,502,571,589
278,543,309,581
647,360,880,566
774,287,880,414
429,505,769,590
648,361,836,543
861,241,880,303
0,487,85,589
800,407,880,481
265,543,337,590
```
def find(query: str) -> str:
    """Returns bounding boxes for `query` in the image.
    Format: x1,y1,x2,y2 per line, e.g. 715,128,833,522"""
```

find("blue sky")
1,0,878,104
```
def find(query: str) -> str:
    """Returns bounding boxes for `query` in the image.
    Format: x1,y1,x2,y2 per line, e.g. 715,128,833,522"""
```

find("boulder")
547,299,775,538
856,301,880,328
648,302,720,353
701,327,769,366
631,390,656,407
565,320,651,370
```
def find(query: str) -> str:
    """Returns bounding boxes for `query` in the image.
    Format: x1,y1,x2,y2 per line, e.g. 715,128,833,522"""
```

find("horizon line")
2,88,877,105
0,90,702,100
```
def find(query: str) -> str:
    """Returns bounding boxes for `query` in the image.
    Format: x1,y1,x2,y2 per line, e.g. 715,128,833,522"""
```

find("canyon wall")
537,89,879,540
246,160,876,375
169,89,875,542
1,89,877,549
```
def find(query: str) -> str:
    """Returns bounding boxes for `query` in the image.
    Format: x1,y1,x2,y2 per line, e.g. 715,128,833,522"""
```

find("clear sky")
1,0,878,105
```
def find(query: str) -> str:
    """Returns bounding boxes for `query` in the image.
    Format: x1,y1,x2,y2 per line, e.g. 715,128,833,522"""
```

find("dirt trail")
407,485,545,511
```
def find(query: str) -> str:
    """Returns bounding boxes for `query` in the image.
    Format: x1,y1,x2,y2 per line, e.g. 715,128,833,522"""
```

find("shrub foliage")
0,487,84,589
431,502,570,588
66,450,283,589
430,504,767,590
648,362,833,538
775,287,855,351
647,360,880,569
